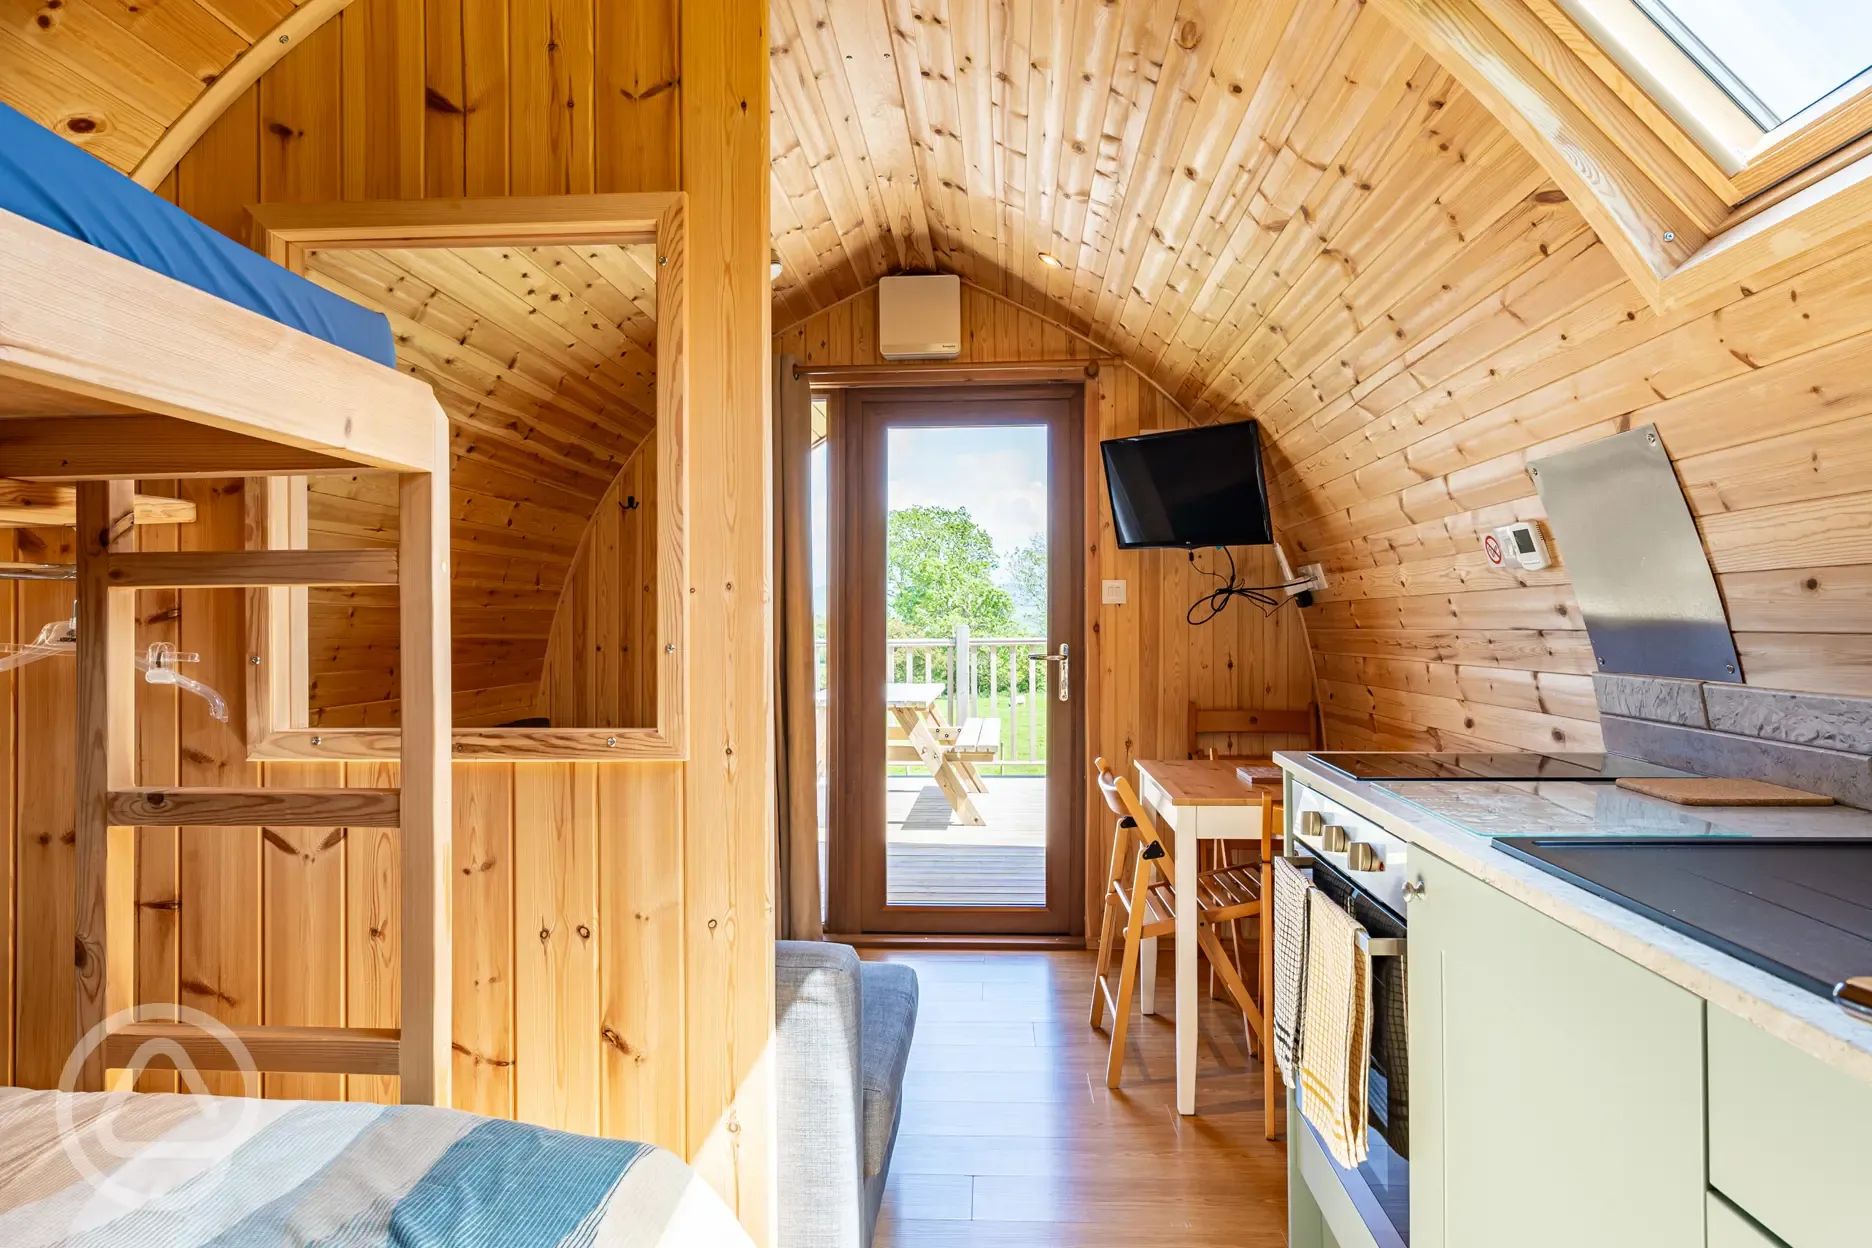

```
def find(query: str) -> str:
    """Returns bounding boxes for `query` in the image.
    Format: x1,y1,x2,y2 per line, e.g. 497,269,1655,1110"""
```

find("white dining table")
1132,758,1282,1116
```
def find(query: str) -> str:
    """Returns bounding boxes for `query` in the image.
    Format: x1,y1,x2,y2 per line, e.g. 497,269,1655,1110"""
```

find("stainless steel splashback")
1530,424,1740,681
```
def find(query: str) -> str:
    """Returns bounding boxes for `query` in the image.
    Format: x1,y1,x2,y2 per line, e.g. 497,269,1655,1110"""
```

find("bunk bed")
0,104,750,1246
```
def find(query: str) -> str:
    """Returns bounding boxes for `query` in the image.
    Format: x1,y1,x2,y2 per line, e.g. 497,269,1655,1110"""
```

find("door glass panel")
883,424,1049,908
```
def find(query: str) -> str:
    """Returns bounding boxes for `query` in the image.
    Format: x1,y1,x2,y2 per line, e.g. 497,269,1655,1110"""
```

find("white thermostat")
1483,521,1551,570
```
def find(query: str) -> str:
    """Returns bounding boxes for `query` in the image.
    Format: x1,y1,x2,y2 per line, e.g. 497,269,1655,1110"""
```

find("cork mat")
1615,777,1835,807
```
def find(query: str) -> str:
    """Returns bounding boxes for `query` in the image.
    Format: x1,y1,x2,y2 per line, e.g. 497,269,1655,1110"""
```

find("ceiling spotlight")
770,249,783,281
1037,251,1064,269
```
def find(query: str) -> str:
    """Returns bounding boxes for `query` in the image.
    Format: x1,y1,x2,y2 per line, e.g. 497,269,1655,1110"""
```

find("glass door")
828,387,1084,936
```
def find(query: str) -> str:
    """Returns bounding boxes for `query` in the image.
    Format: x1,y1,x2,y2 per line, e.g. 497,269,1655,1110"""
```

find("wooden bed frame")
0,207,456,1104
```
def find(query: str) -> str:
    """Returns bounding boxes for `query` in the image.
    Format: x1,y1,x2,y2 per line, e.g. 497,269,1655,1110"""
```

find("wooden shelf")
0,480,194,528
107,787,401,827
103,1022,401,1076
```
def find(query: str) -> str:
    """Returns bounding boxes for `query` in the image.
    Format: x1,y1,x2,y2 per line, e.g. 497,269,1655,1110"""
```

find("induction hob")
1314,751,1697,783
1497,837,1872,1006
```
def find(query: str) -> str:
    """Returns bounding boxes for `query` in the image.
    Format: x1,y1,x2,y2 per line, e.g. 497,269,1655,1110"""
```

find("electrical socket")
1297,563,1328,594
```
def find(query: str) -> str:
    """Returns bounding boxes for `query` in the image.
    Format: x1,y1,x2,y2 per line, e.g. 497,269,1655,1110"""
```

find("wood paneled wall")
1252,99,1872,754
539,434,660,727
1,0,773,1238
775,284,1319,933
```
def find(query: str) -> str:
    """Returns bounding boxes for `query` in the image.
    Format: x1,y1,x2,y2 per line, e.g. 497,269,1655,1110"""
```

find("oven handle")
1293,860,1407,958
1360,932,1405,958
1289,848,1410,937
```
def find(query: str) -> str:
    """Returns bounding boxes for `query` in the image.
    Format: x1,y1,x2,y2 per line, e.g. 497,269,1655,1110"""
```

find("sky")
811,423,1049,602
1656,0,1872,123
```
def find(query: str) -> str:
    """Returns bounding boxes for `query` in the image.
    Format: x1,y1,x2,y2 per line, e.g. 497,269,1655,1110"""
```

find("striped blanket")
0,1088,753,1247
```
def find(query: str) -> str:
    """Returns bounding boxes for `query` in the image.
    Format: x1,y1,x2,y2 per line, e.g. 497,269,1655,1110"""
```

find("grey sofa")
776,941,919,1248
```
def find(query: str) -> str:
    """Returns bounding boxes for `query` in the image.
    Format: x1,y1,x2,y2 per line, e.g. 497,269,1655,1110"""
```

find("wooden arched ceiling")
769,0,1560,421
0,0,342,181
299,241,658,727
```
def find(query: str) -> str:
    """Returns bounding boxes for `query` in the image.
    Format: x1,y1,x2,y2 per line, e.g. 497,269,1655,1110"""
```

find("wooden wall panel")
682,0,776,1231
775,284,1320,939
538,434,659,727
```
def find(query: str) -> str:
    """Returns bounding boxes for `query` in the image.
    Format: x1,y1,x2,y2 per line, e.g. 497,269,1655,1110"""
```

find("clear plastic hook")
141,642,228,722
0,608,77,672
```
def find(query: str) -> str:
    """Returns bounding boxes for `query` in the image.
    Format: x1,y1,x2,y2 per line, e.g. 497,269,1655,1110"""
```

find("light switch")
1102,579,1128,604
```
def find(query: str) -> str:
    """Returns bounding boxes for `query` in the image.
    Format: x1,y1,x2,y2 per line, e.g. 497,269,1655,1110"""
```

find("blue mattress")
0,101,395,369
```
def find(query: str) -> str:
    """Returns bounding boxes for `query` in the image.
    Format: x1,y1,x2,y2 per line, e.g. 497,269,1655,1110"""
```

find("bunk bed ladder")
73,479,452,1106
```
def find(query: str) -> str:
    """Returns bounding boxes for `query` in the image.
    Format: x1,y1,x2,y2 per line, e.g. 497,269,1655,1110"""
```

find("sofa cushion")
858,961,918,1178
776,941,865,1248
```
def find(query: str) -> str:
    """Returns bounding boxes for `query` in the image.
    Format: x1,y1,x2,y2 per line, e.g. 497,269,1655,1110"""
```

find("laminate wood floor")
866,949,1288,1247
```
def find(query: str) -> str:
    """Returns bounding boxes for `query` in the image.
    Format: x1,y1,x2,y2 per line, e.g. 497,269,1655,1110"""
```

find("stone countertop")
1275,752,1872,1087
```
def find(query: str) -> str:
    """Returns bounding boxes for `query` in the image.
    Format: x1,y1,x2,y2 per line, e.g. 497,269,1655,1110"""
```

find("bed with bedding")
0,1088,752,1247
0,99,393,368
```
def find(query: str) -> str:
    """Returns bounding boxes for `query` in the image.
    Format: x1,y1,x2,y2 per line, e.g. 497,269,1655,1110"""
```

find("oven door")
1300,854,1411,1247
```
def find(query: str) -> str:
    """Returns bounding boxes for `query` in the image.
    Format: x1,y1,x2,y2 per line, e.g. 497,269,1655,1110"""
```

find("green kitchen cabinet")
1407,849,1706,1248
1707,1004,1872,1247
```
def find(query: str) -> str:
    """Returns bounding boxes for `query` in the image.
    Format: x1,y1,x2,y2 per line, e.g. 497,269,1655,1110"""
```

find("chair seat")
1143,863,1263,927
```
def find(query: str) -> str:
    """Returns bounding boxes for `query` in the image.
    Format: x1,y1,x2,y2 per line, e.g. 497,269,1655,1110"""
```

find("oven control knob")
1300,810,1325,837
1346,841,1385,872
1320,823,1350,853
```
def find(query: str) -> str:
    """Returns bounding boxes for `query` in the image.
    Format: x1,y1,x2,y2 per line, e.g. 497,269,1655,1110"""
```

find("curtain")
773,355,823,940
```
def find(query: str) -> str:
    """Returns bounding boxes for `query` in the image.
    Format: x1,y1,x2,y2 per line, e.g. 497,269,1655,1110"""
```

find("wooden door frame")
825,385,1085,936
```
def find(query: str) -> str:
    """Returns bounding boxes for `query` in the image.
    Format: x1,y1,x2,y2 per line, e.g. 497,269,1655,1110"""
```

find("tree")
886,505,1016,637
1001,534,1048,634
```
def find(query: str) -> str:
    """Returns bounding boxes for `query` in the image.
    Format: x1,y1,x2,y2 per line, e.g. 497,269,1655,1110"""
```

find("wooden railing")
815,630,1050,773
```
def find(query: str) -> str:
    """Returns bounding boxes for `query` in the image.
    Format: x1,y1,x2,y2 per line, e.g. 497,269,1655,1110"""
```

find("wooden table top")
1135,758,1282,806
885,681,945,709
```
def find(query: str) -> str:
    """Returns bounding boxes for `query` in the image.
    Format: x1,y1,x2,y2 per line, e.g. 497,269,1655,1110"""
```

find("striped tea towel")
1271,856,1313,1089
1299,889,1374,1169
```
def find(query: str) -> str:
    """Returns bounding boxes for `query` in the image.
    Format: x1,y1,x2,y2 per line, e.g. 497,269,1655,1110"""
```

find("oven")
1288,783,1411,1248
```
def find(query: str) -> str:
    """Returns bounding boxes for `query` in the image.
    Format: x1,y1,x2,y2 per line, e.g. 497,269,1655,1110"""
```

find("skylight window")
1632,0,1872,129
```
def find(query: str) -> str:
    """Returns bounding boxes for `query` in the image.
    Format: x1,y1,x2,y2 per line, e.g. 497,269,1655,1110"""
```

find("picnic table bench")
884,682,1001,825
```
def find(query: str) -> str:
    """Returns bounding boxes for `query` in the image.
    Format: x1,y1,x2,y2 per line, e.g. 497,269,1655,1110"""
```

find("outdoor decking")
887,774,1045,907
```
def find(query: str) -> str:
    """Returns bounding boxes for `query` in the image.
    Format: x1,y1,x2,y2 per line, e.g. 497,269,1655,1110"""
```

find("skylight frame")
1559,0,1872,199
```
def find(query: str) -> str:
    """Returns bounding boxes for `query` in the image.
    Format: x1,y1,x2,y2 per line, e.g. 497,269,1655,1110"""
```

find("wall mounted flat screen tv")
1101,421,1274,549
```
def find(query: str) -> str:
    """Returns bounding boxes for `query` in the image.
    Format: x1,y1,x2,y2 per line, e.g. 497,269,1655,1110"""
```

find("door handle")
1026,642,1069,702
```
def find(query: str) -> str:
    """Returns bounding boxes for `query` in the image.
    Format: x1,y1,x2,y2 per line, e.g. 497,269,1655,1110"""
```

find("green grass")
885,688,1051,778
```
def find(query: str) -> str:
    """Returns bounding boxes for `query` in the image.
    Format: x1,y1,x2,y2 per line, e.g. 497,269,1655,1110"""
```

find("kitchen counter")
1275,751,1872,1088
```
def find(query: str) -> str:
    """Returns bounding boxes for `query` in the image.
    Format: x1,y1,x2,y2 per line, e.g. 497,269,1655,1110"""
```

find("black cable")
1185,546,1311,626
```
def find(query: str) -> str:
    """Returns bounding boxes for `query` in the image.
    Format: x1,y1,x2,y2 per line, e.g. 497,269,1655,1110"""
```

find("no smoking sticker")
1483,533,1504,566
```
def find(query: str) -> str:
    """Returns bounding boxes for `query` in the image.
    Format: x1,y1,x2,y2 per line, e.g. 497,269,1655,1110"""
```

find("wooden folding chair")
1187,702,1314,1016
1088,757,1277,1137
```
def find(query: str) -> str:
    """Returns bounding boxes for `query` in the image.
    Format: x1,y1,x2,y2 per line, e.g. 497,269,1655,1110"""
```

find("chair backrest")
1095,760,1169,854
1094,756,1128,818
1188,701,1321,758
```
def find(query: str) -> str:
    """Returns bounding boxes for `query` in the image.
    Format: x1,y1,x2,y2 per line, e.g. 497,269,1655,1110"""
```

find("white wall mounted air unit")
878,274,961,359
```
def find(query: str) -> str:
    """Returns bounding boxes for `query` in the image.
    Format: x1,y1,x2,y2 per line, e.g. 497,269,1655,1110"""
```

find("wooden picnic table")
885,682,998,826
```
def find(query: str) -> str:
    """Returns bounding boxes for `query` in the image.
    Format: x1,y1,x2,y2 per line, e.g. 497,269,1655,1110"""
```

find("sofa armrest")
776,940,866,1248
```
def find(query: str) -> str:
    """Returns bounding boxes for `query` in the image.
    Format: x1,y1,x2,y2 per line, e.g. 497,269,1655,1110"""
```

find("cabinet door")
1707,1193,1787,1248
1407,851,1705,1248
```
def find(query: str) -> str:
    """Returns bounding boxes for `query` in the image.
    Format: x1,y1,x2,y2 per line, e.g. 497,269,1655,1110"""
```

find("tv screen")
1101,421,1274,549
